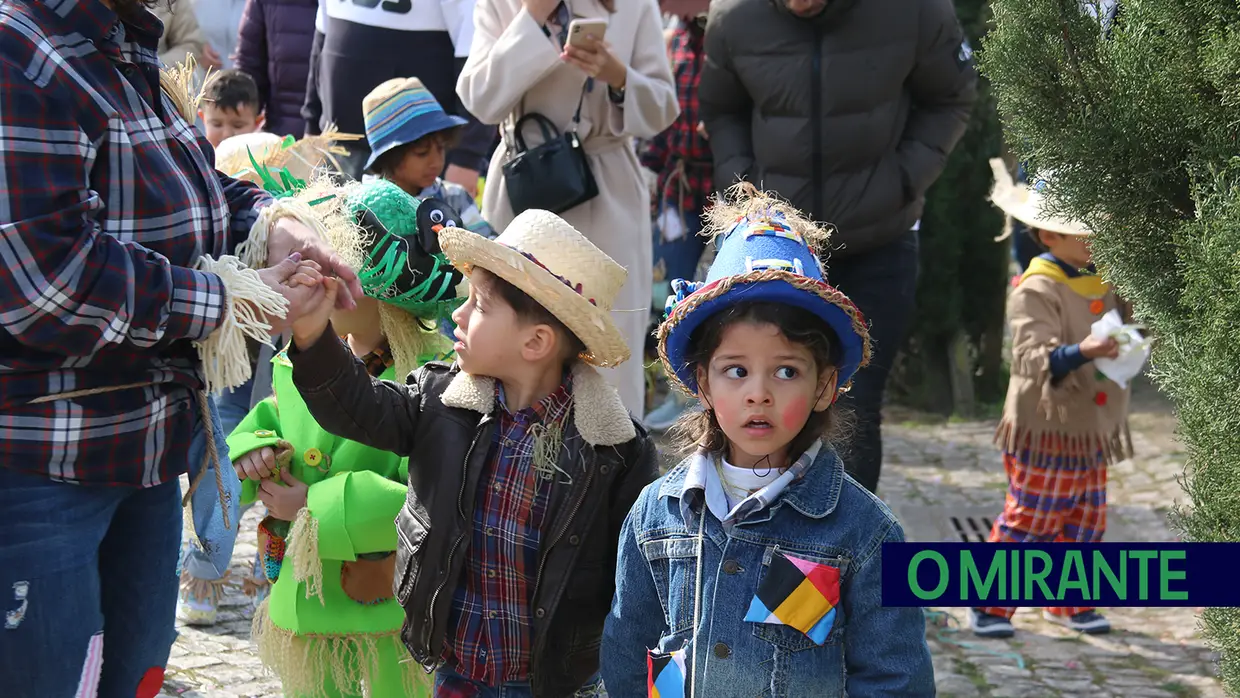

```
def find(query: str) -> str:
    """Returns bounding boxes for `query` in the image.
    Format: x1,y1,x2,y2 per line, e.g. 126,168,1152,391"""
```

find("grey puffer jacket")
700,0,977,257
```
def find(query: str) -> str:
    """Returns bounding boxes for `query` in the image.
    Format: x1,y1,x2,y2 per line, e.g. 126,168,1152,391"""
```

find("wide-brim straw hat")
215,127,362,185
989,158,1090,236
438,210,630,368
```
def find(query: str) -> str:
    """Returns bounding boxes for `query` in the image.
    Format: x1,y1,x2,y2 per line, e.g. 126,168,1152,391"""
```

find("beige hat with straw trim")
989,158,1090,236
438,210,630,368
215,127,363,185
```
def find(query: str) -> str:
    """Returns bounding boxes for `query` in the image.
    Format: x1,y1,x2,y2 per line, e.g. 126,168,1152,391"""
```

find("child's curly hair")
668,300,853,462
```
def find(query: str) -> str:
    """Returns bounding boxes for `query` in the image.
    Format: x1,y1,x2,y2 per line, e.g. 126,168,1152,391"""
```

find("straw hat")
657,184,871,397
438,210,630,368
363,77,468,172
989,158,1090,236
215,127,362,185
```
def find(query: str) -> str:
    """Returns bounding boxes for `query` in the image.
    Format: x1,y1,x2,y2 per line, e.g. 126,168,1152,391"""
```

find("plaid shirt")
640,19,712,216
443,376,574,687
0,0,270,487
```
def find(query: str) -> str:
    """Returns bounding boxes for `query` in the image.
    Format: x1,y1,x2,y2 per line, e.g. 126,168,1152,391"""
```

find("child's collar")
440,362,635,446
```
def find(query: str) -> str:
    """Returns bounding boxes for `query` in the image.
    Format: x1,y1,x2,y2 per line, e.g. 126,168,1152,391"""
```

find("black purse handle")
508,81,589,154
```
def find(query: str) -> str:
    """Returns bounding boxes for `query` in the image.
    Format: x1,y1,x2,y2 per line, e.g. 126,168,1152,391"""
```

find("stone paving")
161,379,1224,697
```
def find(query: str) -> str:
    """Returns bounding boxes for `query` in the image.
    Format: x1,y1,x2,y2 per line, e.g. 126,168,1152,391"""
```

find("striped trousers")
977,441,1107,619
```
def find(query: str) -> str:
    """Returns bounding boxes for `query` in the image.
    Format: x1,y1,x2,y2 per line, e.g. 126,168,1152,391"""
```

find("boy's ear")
255,111,266,130
519,323,559,364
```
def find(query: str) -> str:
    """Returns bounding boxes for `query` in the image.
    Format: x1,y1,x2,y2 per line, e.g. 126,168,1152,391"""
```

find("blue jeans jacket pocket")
748,545,849,651
641,536,700,634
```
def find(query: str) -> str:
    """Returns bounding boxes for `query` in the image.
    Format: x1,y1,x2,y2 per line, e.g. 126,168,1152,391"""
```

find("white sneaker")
643,393,696,432
176,571,229,626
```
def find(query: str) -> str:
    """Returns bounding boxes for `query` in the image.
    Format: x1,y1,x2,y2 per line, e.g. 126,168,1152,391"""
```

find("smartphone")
567,18,608,48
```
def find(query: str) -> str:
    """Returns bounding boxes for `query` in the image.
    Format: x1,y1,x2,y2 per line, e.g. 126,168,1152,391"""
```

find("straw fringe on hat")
216,126,363,186
657,183,872,397
989,158,1090,237
438,210,630,368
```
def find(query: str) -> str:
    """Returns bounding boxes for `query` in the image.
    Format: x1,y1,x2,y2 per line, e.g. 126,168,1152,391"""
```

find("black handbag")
502,85,599,215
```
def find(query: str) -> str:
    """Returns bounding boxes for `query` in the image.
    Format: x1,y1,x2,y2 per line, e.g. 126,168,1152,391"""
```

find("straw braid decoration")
656,269,873,397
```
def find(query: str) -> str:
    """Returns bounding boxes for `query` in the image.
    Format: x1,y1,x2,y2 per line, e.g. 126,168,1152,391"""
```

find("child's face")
697,321,837,469
200,103,264,149
388,136,447,195
1039,229,1093,269
450,270,527,379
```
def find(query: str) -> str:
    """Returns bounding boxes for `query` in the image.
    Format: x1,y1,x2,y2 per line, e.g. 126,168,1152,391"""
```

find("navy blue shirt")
1040,253,1097,381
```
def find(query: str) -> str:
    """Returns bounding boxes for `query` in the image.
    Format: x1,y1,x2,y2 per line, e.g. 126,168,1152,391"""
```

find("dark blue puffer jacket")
232,0,317,137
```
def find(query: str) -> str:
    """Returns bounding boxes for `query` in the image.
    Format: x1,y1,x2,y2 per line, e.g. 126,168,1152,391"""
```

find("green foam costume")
228,176,468,698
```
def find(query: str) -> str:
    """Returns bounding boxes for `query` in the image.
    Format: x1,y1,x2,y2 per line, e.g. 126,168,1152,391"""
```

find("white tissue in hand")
1090,309,1151,389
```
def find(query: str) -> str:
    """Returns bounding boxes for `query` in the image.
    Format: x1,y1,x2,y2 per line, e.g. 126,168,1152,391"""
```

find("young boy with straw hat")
971,159,1140,639
285,209,659,696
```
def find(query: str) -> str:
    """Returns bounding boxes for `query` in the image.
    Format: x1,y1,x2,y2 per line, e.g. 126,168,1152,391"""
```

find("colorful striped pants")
977,443,1107,619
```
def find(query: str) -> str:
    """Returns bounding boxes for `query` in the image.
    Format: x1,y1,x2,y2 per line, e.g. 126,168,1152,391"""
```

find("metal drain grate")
950,515,993,543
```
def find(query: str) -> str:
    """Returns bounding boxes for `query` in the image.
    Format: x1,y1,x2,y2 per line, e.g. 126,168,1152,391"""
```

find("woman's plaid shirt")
0,0,270,487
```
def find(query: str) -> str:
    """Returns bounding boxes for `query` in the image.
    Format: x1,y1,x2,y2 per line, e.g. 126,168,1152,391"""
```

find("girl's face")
697,321,837,469
389,136,446,195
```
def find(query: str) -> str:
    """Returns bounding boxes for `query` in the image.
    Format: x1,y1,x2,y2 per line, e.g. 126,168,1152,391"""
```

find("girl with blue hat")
600,183,934,696
362,77,495,238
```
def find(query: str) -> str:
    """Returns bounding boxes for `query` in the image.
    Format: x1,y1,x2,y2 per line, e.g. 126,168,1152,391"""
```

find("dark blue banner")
881,543,1240,607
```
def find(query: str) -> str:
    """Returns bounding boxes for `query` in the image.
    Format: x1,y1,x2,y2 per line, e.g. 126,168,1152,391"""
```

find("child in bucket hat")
363,77,494,238
600,183,934,697
284,209,658,696
227,178,465,698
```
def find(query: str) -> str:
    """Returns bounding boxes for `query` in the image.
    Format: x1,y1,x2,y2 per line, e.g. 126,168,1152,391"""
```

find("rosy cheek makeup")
781,395,810,431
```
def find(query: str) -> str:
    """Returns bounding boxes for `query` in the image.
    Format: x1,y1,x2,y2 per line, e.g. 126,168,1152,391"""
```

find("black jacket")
290,331,659,697
700,0,977,257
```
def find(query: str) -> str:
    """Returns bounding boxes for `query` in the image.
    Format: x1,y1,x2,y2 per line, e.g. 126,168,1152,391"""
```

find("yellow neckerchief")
1019,256,1111,299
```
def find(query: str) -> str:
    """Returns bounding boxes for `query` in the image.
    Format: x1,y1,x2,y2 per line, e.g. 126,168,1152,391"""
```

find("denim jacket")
600,446,934,697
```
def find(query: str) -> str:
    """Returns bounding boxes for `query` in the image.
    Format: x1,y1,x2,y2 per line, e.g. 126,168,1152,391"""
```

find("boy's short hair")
370,126,464,178
485,270,587,362
202,70,261,114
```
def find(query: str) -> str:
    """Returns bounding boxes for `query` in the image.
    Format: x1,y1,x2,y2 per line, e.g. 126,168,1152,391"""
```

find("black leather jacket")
290,331,659,697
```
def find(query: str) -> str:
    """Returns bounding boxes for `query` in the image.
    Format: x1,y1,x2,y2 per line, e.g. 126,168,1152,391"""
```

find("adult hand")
259,468,309,522
201,44,223,70
235,446,279,481
256,254,328,336
267,216,362,310
291,275,341,352
1080,335,1120,360
444,164,480,198
524,0,560,23
562,40,627,91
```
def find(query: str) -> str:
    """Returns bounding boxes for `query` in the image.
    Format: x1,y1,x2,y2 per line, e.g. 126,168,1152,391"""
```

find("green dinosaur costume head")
343,179,466,320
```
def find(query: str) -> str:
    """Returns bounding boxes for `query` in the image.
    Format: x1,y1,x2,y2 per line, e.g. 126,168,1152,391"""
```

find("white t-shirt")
715,458,783,510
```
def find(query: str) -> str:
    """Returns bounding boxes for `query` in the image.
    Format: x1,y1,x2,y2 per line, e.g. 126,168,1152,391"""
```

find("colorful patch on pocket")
743,550,840,645
647,646,687,698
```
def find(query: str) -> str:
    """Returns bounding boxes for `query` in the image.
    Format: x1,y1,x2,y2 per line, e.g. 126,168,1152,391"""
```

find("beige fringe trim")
289,507,324,605
251,600,429,698
994,421,1135,468
179,568,233,605
194,255,287,394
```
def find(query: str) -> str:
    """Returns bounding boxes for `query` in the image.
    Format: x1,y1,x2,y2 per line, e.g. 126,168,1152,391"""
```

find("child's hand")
291,275,341,351
1080,334,1120,359
259,468,309,521
234,446,279,481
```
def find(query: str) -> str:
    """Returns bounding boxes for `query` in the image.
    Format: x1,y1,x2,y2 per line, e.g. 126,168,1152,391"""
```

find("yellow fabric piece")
1019,256,1110,299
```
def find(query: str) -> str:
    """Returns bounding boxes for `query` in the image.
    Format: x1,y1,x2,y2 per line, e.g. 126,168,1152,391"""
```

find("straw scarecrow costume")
229,178,465,698
975,159,1137,629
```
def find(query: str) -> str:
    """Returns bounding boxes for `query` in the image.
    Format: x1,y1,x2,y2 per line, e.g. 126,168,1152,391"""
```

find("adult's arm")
605,0,679,139
456,0,563,125
697,0,754,193
233,0,272,113
897,0,978,200
0,60,226,356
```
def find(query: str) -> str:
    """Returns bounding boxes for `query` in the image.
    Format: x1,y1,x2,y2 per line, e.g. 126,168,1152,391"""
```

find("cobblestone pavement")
162,380,1223,697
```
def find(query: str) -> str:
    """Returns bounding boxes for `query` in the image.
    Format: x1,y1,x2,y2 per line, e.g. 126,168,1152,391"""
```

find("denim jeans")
651,204,706,310
181,378,252,581
828,230,921,494
433,666,605,697
0,467,182,696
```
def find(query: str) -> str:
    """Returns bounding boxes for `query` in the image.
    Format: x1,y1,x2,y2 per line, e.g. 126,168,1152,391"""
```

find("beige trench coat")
458,0,679,416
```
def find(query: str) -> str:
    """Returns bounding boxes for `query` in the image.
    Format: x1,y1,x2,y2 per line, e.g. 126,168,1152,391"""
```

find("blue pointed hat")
657,186,871,396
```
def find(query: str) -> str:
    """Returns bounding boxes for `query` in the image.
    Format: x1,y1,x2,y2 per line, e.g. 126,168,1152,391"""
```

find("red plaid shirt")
640,19,712,216
0,0,270,487
443,376,574,686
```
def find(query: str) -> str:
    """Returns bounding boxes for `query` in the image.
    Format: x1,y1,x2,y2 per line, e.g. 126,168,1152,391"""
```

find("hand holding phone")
567,18,608,48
